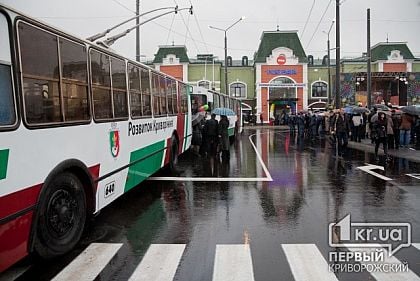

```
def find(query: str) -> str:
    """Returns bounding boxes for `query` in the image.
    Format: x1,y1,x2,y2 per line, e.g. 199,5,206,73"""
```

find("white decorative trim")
162,54,180,65
386,50,404,63
182,63,188,82
255,63,262,114
197,79,211,89
378,62,384,72
266,47,299,65
155,64,161,72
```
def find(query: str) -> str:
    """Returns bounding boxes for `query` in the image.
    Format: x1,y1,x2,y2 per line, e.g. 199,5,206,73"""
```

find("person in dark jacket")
334,109,349,156
218,115,230,161
373,112,388,160
203,113,219,157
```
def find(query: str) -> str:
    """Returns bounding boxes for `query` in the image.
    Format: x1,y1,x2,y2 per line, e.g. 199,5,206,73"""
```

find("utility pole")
367,8,372,108
136,0,140,62
335,0,340,109
224,32,228,95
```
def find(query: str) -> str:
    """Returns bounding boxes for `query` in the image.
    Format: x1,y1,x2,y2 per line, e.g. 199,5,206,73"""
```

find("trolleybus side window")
111,57,128,118
60,37,89,121
19,22,61,124
19,22,90,125
169,79,178,114
151,73,160,116
159,76,167,115
128,63,141,117
90,50,112,120
140,68,151,116
0,13,15,126
179,83,188,114
166,78,173,115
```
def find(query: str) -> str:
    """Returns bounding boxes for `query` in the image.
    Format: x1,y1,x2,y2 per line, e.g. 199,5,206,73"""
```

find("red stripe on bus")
88,164,101,192
164,138,171,165
177,114,185,153
0,211,33,272
0,184,42,219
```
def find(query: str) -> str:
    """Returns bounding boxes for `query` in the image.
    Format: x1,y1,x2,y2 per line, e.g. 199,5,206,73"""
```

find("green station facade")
152,30,420,123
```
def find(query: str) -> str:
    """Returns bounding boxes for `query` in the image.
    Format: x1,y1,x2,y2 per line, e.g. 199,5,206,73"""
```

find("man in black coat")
203,113,219,157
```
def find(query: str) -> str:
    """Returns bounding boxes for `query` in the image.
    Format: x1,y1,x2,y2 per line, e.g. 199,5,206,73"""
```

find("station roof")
371,42,415,61
254,31,308,63
153,45,190,63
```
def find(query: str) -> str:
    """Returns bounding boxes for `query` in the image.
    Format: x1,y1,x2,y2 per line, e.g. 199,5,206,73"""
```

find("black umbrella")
401,105,420,116
352,106,370,114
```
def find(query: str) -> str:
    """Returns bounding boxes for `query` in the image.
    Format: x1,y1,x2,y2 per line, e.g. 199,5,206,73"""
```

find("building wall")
160,65,183,81
383,63,407,72
413,62,420,72
225,66,255,99
188,64,221,89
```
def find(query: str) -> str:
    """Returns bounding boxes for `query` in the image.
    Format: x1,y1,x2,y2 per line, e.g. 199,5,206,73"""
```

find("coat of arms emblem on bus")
110,130,120,158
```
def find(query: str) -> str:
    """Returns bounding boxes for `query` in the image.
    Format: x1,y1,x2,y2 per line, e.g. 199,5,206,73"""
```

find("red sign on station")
277,54,286,65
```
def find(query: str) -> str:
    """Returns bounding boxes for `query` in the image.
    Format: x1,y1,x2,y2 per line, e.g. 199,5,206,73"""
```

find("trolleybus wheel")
34,172,86,258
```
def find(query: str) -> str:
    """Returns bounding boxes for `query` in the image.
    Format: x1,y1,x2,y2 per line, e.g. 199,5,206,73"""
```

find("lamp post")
209,17,245,96
323,19,335,107
335,0,341,109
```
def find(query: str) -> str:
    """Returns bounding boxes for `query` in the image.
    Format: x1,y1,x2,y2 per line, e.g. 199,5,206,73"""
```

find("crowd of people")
282,105,420,161
191,113,231,161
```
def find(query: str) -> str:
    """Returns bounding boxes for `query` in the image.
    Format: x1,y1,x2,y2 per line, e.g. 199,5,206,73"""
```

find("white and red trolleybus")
0,5,192,272
191,86,243,141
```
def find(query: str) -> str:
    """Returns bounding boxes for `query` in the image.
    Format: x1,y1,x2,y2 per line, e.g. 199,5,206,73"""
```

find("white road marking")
346,245,420,281
357,163,393,181
406,174,420,180
282,244,338,281
149,132,273,182
149,176,272,182
52,243,122,281
212,244,255,281
128,244,186,281
413,243,420,251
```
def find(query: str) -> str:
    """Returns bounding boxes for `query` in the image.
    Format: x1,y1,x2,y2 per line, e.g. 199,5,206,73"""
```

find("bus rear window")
0,14,16,126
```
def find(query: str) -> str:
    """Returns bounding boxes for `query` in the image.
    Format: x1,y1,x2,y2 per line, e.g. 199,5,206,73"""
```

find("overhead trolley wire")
305,0,333,49
301,0,316,38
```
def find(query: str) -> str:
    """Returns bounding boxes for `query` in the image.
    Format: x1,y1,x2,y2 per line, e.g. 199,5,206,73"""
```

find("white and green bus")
191,86,242,141
0,5,192,272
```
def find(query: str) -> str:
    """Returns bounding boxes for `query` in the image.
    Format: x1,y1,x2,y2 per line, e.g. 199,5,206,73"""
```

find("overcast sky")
1,0,419,62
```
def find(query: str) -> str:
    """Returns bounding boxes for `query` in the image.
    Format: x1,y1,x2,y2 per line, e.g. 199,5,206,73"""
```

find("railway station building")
152,30,420,123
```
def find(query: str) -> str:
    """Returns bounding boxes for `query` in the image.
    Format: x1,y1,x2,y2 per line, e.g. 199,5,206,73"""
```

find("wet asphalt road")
10,127,420,280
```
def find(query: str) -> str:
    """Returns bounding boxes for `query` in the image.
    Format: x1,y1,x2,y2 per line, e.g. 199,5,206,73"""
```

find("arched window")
230,82,246,98
197,80,210,89
269,76,296,99
311,81,328,98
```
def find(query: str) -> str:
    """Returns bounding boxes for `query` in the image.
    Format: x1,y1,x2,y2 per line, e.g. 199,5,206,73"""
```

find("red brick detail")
383,63,407,72
160,65,183,80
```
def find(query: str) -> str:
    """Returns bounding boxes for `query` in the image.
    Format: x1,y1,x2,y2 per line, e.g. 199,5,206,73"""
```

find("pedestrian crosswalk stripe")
413,243,420,251
128,244,186,281
346,245,420,281
52,243,123,281
212,244,255,281
282,244,339,281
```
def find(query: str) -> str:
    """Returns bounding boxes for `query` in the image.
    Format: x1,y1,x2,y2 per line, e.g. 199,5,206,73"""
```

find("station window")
230,82,246,98
0,13,16,126
19,21,89,125
198,80,210,89
312,81,328,98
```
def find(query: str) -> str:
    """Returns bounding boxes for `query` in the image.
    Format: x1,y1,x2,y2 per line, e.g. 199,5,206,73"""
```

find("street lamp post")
323,20,335,107
209,17,245,96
